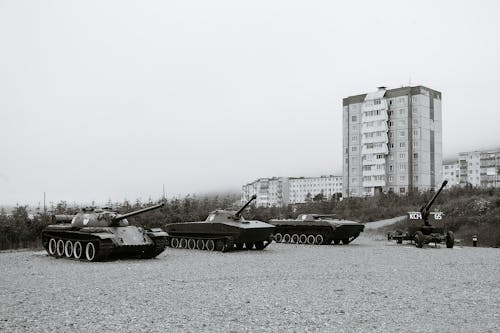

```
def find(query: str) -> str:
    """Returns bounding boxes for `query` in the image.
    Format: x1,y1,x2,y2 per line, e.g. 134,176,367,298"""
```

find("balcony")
363,179,386,187
362,168,386,177
362,158,386,166
362,144,388,155
362,122,388,133
362,133,388,145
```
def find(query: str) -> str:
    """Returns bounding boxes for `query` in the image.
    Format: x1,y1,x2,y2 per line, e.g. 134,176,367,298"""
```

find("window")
352,135,358,142
374,99,381,105
389,165,394,172
413,153,418,159
399,109,405,115
400,176,405,181
388,176,393,182
351,147,357,152
399,131,405,137
399,153,406,159
414,175,419,182
399,163,407,170
400,187,406,193
376,154,384,159
352,115,357,122
400,142,406,148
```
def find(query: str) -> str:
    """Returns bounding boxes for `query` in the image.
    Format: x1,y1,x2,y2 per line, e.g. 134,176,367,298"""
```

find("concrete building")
242,175,342,207
442,159,460,187
343,86,442,197
457,148,500,188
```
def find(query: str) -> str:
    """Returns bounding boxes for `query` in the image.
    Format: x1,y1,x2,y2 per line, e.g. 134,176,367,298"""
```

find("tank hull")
165,221,275,252
41,225,168,261
269,218,364,245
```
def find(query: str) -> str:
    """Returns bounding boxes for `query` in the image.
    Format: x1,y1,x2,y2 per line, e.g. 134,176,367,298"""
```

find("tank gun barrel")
235,195,257,217
420,180,447,219
113,202,165,222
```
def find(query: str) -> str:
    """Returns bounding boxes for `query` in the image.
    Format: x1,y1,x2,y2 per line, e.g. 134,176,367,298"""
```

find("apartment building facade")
343,86,442,197
442,159,460,187
241,175,342,207
446,148,500,188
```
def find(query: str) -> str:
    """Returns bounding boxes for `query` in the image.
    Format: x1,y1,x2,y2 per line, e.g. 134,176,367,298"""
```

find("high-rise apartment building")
242,175,342,207
343,86,442,197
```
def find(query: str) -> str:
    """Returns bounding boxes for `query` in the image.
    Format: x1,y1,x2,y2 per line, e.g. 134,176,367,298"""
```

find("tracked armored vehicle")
165,195,274,252
42,203,167,261
387,180,454,248
269,214,364,245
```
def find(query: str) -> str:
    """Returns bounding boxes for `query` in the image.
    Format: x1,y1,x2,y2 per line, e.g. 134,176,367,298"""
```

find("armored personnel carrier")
387,180,454,248
269,214,364,245
42,203,167,261
165,195,274,252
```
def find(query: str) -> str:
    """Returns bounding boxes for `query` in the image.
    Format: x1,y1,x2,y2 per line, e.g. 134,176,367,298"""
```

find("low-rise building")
442,159,460,187
242,175,342,207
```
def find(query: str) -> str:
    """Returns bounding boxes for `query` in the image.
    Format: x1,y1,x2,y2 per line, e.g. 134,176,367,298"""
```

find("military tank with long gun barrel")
165,195,275,252
42,202,168,261
388,180,454,248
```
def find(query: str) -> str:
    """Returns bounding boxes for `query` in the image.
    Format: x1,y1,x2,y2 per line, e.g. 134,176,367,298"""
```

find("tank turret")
71,202,165,228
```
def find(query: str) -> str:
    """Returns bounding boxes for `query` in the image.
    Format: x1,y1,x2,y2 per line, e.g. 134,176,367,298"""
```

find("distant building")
242,175,342,207
442,159,460,187
343,85,443,197
457,148,500,188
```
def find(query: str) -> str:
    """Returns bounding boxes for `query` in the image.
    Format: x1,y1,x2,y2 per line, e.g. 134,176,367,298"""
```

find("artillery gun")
388,181,454,248
165,195,275,252
42,202,168,261
269,214,364,245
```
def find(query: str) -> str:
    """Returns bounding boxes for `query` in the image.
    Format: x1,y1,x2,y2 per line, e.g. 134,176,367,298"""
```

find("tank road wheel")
245,242,254,250
333,239,341,245
179,238,187,249
299,234,307,244
205,239,215,251
187,239,196,250
283,234,291,243
274,233,283,243
56,239,65,257
171,238,179,248
307,235,315,245
215,240,225,251
235,243,244,250
342,239,350,245
446,231,455,248
73,241,83,259
64,240,73,258
48,238,57,256
315,234,324,245
414,231,424,248
255,241,265,250
196,239,205,250
85,242,97,261
291,234,299,244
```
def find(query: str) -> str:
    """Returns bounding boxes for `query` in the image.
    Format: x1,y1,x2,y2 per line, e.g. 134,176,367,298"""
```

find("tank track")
165,235,272,252
140,235,168,259
273,231,361,245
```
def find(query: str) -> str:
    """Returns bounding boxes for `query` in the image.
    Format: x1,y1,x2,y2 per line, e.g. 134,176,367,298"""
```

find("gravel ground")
1,236,499,333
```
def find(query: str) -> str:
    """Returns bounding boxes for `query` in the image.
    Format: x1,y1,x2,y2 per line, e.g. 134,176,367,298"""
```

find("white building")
242,175,342,207
442,159,460,187
457,149,500,188
343,86,443,197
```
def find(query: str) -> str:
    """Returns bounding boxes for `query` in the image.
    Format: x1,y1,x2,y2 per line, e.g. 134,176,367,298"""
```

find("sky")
1,0,499,205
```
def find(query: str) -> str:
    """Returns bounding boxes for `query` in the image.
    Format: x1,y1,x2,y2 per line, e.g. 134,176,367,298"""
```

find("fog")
1,0,499,204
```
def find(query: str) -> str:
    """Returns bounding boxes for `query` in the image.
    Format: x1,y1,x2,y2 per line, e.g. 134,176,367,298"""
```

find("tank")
388,180,454,248
165,195,275,252
269,214,364,245
41,202,168,261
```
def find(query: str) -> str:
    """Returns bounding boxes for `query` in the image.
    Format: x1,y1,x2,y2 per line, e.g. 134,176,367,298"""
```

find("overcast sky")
1,0,499,205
